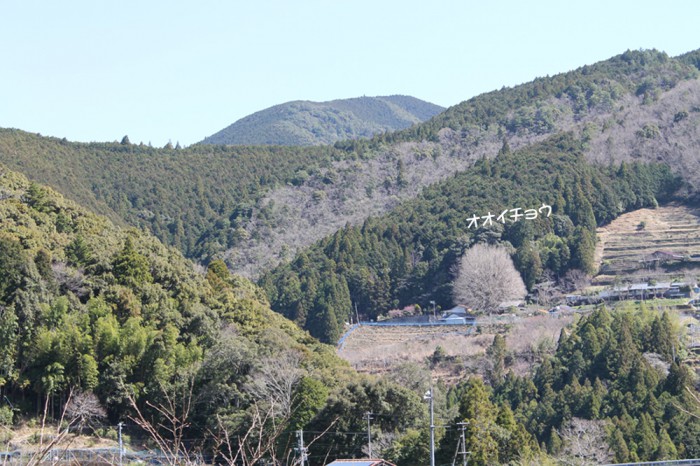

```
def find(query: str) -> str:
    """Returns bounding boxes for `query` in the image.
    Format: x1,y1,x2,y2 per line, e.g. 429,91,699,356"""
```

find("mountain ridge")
200,95,444,146
1,49,700,281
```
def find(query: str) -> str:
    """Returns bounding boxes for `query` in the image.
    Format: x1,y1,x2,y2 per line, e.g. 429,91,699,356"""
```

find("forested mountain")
0,165,434,462
3,50,700,465
448,306,700,464
260,134,681,342
0,129,343,260
239,49,700,274
2,166,698,465
1,50,700,282
200,95,444,146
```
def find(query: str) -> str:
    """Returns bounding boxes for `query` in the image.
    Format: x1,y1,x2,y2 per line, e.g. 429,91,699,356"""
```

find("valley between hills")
2,49,700,465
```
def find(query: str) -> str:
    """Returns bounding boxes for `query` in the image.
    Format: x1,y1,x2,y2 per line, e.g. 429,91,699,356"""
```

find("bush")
0,429,12,444
674,110,689,123
431,345,447,366
636,123,660,139
102,427,118,441
0,406,12,426
28,432,41,445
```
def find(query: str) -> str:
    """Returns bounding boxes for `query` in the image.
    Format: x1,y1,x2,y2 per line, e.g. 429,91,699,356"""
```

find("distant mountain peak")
200,95,445,146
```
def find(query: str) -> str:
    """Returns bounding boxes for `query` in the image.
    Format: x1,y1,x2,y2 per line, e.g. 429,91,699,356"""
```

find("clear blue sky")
2,0,698,147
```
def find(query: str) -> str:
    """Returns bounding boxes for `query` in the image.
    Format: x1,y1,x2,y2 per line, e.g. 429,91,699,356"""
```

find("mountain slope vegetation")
2,49,700,465
0,50,699,282
200,95,444,146
1,171,697,463
260,134,681,342
226,48,700,277
0,166,425,462
0,129,344,260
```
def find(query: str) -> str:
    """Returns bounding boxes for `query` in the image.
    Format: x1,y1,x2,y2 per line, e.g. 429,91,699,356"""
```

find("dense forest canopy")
0,129,346,260
200,95,444,146
0,49,699,279
0,47,700,465
0,165,391,462
2,168,697,464
433,305,700,465
341,48,700,151
261,134,681,342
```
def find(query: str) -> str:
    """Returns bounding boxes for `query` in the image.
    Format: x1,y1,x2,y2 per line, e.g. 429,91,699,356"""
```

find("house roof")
442,314,466,321
326,460,396,466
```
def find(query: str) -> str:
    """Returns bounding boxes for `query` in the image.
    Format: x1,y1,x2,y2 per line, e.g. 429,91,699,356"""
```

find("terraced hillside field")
338,316,572,380
595,204,700,285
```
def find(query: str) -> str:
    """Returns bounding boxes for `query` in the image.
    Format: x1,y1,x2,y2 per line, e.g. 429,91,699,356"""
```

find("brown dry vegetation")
595,204,700,285
337,314,573,381
0,423,121,453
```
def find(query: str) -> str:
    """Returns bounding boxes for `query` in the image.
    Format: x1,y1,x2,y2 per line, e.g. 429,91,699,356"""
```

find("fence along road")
603,459,700,465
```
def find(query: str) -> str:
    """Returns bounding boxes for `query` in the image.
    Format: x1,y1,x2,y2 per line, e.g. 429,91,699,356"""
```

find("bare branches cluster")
64,391,107,433
244,350,303,418
452,243,526,313
556,418,612,465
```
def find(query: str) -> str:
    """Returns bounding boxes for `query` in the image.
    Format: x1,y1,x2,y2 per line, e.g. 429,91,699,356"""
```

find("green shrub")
0,406,12,426
636,123,660,139
103,427,118,441
674,110,689,123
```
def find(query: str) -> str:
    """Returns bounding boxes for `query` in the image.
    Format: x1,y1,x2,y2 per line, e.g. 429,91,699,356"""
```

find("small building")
443,305,468,316
440,305,476,324
665,282,693,299
326,460,397,466
440,314,467,324
598,281,694,301
566,294,602,306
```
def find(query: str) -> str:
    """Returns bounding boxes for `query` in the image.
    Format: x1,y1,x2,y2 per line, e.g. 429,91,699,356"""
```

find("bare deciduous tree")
64,391,107,434
212,402,281,466
452,243,526,313
245,350,303,418
562,269,590,293
210,401,339,466
556,418,612,466
27,388,80,466
533,270,562,306
123,369,202,466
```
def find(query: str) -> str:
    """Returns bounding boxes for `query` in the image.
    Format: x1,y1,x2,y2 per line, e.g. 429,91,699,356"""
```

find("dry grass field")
338,315,573,380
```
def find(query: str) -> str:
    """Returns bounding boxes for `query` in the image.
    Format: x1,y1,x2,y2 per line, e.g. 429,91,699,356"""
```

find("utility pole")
365,412,373,458
430,300,436,321
296,429,308,466
456,422,469,466
118,422,124,466
424,387,435,466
